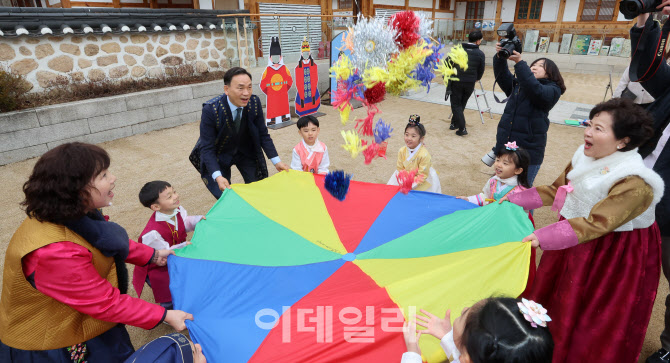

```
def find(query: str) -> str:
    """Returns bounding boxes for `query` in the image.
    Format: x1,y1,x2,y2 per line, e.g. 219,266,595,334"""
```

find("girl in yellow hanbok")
387,115,441,193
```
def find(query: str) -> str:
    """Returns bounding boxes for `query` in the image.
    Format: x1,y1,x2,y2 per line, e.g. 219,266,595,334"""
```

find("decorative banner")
587,39,603,56
537,37,550,53
170,171,533,363
330,30,352,98
523,29,539,53
559,33,573,54
570,35,591,55
608,37,625,56
295,37,321,117
260,36,293,126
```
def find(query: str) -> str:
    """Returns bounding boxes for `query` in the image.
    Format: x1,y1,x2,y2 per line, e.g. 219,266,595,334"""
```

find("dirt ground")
0,66,663,362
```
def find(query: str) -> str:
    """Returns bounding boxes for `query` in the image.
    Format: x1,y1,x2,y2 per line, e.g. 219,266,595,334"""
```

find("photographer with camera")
626,2,670,363
485,24,566,187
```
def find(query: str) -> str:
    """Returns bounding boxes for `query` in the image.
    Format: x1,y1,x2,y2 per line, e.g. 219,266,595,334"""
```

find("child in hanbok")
290,115,330,174
132,181,204,310
460,141,530,206
402,297,553,363
387,115,441,193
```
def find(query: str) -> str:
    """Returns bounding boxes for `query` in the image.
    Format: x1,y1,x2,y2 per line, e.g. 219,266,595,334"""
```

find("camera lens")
624,1,640,13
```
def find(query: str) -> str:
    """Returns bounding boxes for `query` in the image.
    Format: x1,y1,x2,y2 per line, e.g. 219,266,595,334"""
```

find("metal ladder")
448,80,493,124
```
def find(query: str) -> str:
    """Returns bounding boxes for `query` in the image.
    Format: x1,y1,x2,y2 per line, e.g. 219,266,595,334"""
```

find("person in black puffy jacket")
631,7,670,363
488,47,566,186
448,30,486,136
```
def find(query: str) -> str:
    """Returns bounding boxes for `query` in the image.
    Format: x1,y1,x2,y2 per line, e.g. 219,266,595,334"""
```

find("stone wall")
0,28,256,92
0,59,330,166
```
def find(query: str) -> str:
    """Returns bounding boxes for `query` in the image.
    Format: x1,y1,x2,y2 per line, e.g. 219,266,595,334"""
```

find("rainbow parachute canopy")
169,171,533,363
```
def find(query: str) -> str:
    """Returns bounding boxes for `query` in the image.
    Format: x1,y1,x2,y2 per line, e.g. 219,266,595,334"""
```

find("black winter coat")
632,18,670,236
493,57,562,166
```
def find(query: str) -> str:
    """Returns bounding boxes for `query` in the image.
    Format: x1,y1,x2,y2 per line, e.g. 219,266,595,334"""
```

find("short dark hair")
139,181,172,208
223,67,252,86
297,115,319,129
21,142,110,225
469,30,483,43
589,98,654,152
496,147,531,188
530,58,566,95
462,297,554,363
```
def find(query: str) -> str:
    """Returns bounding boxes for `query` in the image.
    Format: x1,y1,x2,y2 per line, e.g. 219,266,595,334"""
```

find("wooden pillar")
61,0,71,8
553,0,567,42
112,0,120,8
320,0,332,42
251,0,262,58
362,0,373,17
149,0,157,8
404,0,408,10
432,0,436,26
193,0,199,9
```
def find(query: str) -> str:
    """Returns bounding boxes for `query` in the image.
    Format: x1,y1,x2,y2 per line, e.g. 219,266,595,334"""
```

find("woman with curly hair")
0,142,193,362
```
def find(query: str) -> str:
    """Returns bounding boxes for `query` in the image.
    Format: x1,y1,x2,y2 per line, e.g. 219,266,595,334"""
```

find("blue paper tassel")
374,119,393,144
324,170,352,201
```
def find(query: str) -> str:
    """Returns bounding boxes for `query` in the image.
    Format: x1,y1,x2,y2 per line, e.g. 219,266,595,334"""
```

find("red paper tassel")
362,141,379,165
396,168,425,194
354,103,380,137
389,11,420,50
377,141,388,159
364,82,387,105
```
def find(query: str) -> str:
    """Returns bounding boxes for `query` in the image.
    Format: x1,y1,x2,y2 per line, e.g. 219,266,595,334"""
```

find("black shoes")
456,128,468,136
647,349,670,363
449,123,457,130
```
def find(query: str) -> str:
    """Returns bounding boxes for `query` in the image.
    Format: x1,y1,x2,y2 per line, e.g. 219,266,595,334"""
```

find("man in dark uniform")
448,30,486,136
195,67,289,198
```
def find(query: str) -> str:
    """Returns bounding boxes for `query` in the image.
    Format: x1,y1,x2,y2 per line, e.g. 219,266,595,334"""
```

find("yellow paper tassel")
341,130,368,158
449,44,469,71
436,44,469,88
384,42,432,96
338,103,352,125
329,55,354,82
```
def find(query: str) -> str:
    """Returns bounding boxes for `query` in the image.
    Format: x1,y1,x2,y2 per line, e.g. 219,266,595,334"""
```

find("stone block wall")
0,59,331,166
0,28,256,92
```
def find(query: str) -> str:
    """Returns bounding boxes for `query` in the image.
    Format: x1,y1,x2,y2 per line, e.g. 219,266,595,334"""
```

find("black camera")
497,23,523,59
619,0,664,19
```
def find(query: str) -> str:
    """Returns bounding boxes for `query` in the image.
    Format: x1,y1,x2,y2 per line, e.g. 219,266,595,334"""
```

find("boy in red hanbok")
132,181,204,309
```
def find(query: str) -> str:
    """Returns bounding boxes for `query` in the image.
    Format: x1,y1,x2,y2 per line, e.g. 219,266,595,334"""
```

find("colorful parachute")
169,171,533,362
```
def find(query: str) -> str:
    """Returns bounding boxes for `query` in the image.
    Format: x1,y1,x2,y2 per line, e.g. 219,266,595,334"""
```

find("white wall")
332,0,338,9
500,0,516,22
199,0,213,9
408,0,433,8
540,0,559,22
563,0,579,21
483,0,496,21
373,0,404,6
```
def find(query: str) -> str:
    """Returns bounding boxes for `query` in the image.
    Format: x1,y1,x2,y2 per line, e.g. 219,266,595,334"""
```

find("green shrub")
0,69,31,113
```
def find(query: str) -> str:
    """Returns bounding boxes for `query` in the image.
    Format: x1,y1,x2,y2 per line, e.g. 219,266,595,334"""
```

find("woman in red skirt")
501,98,663,363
